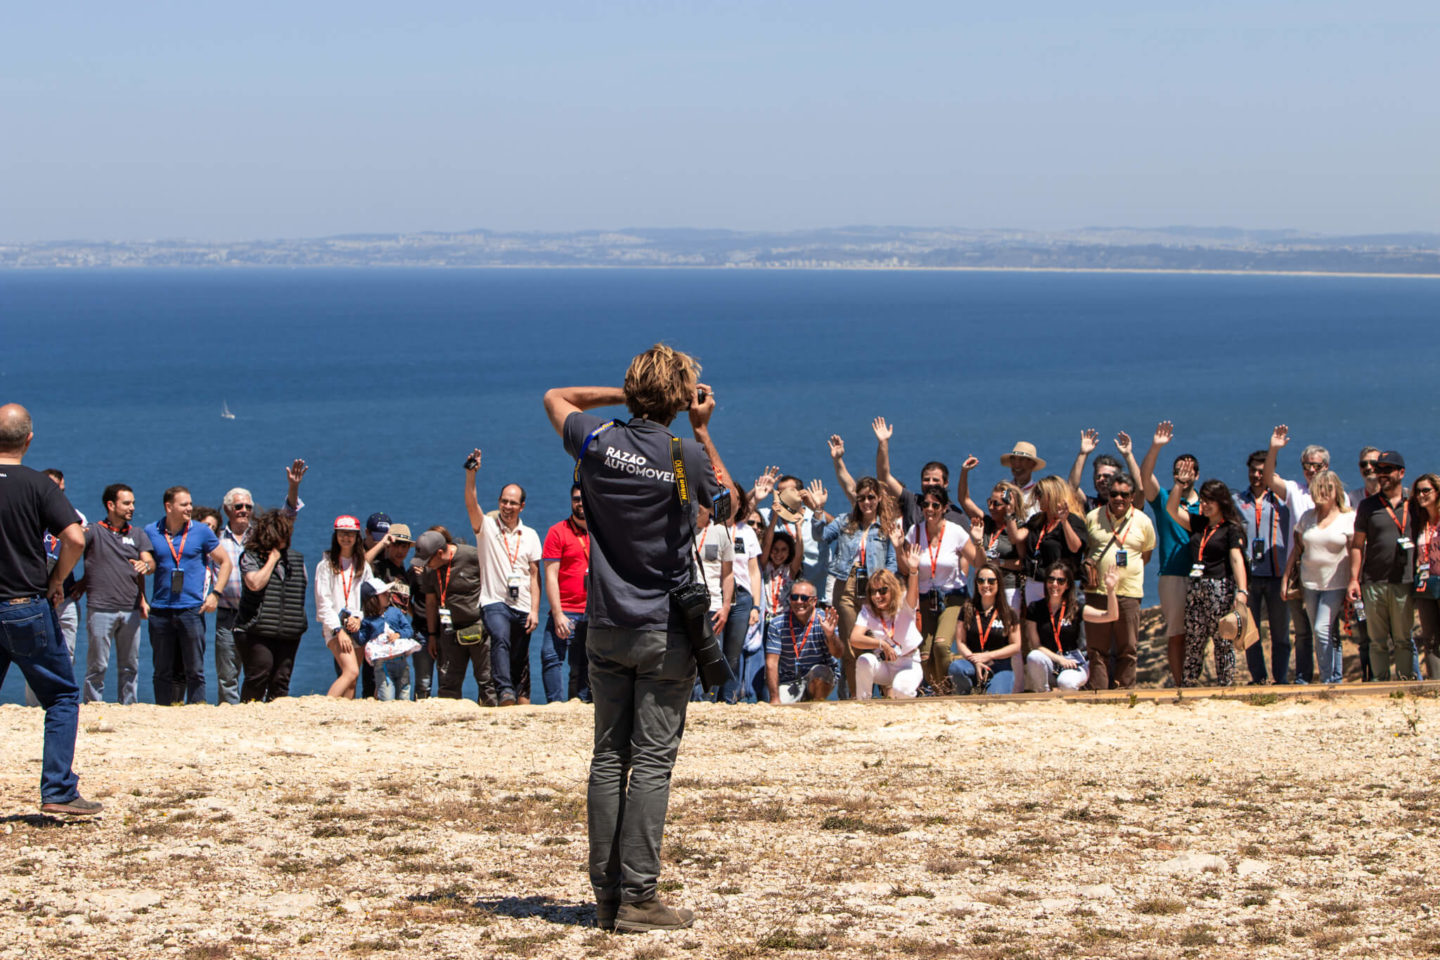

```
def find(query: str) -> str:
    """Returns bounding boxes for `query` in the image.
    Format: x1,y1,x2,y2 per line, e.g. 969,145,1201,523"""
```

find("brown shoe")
615,898,694,933
517,695,531,705
40,796,103,816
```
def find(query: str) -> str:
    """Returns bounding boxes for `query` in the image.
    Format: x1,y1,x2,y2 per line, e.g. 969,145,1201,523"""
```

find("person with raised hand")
827,434,858,506
963,471,1028,613
1026,564,1121,693
822,476,899,698
849,542,925,699
905,486,979,693
1261,425,1335,682
1069,428,1125,513
763,582,843,703
1135,420,1201,687
1167,479,1249,686
873,415,968,532
946,562,1021,694
755,471,833,604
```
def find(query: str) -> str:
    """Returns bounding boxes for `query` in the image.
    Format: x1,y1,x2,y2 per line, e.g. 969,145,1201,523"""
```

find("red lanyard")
1048,600,1069,653
99,519,130,536
338,558,356,604
876,614,896,643
1037,516,1060,547
986,526,1002,553
1383,498,1409,537
974,606,1000,651
769,571,786,614
500,523,522,569
789,612,817,660
697,525,710,554
161,521,190,567
918,522,945,578
857,526,869,570
1194,525,1219,565
434,562,451,608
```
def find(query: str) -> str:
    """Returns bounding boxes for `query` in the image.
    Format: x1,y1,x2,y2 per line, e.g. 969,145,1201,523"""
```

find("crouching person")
764,580,842,703
849,545,925,699
358,580,422,700
1025,563,1119,692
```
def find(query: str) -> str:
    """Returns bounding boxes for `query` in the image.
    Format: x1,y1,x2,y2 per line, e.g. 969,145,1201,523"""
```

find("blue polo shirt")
1149,488,1201,577
146,519,221,610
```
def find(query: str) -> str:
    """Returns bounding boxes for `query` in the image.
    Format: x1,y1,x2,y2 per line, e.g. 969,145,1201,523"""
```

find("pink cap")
333,515,361,532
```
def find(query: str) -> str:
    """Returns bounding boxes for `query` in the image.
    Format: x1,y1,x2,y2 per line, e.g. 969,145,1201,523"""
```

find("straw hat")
1218,606,1261,652
773,487,806,524
999,441,1047,470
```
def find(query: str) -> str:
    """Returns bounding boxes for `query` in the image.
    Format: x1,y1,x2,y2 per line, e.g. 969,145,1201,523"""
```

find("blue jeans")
718,588,753,704
0,598,81,802
1246,576,1291,684
1287,593,1315,683
742,645,768,703
149,607,206,705
374,656,412,701
540,611,589,703
948,657,1015,695
25,599,76,707
484,602,532,701
213,607,241,705
83,609,144,704
1304,587,1346,684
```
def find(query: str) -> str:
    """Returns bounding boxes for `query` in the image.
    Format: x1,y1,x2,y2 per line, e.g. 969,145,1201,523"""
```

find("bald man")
0,404,102,815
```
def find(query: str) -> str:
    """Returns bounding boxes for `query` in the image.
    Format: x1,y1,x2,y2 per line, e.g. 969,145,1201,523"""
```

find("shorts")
1159,575,1188,636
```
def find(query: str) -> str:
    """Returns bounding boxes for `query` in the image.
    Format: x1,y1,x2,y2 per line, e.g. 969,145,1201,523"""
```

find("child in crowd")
358,579,421,700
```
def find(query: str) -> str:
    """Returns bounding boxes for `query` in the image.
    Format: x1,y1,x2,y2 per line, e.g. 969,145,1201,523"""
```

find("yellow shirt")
1084,506,1156,599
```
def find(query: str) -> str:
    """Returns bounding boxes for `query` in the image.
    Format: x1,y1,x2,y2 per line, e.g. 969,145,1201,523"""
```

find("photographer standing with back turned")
544,344,736,933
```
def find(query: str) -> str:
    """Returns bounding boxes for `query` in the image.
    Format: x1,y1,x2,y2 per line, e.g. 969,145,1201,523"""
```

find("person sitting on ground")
358,579,420,701
849,543,925,700
764,580,843,703
1025,563,1120,693
1168,479,1250,686
948,562,1022,695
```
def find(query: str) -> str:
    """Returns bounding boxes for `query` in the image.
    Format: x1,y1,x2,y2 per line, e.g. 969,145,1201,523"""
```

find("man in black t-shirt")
1349,450,1418,681
545,344,732,934
0,403,101,816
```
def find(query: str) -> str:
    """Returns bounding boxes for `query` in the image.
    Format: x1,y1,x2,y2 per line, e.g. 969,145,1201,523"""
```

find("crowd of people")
7,415,1432,716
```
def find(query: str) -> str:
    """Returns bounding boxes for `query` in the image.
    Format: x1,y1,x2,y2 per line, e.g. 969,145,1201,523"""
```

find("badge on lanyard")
1189,562,1205,579
1397,536,1415,551
1251,538,1266,560
1115,549,1128,567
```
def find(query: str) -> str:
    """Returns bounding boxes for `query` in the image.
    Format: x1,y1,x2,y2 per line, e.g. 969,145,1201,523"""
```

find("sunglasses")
987,499,1007,509
232,504,254,512
1045,576,1069,584
921,501,944,511
870,586,891,596
1416,487,1437,496
975,576,999,585
857,494,878,503
1375,465,1400,475
789,594,816,603
1108,491,1132,500
1359,460,1378,469
1302,461,1326,470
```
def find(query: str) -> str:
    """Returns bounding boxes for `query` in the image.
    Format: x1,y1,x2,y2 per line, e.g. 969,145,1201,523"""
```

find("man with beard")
1349,451,1418,681
1082,472,1155,689
541,483,592,703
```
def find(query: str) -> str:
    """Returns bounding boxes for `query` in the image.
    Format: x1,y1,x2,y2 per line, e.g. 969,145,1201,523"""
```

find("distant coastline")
6,225,1440,276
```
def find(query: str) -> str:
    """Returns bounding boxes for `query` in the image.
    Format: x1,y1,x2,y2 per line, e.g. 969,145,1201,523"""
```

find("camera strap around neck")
671,437,706,576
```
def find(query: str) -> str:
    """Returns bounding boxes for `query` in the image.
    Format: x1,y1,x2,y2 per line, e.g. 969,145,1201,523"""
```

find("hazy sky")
4,2,1437,240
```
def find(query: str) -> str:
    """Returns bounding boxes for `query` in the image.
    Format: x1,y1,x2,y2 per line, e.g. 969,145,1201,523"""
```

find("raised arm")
828,435,857,504
1138,421,1173,504
957,456,984,521
1083,567,1121,622
689,383,740,507
872,417,904,498
1261,425,1291,499
1166,489,1194,532
903,543,922,609
543,385,626,436
1115,432,1144,497
463,448,485,535
1069,429,1098,491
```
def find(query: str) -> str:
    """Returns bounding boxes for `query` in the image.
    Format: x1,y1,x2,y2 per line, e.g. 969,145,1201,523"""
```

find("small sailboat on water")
221,400,236,420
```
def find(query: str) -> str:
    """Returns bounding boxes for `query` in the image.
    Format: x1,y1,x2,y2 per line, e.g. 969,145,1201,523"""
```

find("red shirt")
542,518,590,614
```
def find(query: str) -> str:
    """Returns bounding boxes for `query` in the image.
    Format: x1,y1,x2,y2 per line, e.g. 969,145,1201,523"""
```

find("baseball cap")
359,578,394,604
366,512,392,536
387,523,413,543
333,515,361,532
413,531,446,564
1377,451,1405,469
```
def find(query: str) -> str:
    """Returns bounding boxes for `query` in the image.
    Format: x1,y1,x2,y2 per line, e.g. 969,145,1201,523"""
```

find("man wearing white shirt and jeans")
465,451,543,706
1261,425,1330,683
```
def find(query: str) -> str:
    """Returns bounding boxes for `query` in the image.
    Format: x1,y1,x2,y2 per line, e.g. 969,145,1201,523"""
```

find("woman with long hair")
905,486,979,693
947,562,1022,694
1013,475,1089,604
1024,562,1120,693
963,479,1028,613
848,543,925,699
236,509,308,701
1168,479,1249,686
822,476,900,698
315,515,371,698
719,491,762,703
1406,471,1440,679
1282,469,1356,684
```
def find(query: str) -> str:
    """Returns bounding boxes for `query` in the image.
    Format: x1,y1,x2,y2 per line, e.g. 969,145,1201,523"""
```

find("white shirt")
730,523,761,596
1282,478,1314,536
314,555,370,634
693,522,735,613
477,513,543,611
906,519,972,594
1295,508,1356,591
856,601,923,658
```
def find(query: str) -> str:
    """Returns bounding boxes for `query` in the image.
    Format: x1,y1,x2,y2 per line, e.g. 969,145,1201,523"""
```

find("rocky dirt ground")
3,689,1439,960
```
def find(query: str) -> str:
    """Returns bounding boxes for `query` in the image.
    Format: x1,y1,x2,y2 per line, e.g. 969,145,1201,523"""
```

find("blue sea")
2,268,1437,705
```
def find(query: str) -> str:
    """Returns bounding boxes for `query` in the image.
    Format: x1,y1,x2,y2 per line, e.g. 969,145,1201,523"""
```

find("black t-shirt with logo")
84,522,154,612
1188,513,1246,580
0,464,80,601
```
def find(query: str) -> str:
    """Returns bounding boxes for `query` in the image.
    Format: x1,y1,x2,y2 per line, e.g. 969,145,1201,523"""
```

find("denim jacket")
822,518,897,580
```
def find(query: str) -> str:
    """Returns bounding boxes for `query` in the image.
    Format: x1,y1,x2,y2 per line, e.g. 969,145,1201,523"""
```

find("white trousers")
1025,649,1089,692
855,653,923,699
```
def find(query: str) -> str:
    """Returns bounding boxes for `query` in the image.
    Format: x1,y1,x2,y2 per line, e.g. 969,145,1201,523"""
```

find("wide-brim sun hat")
774,488,806,524
999,441,1047,470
